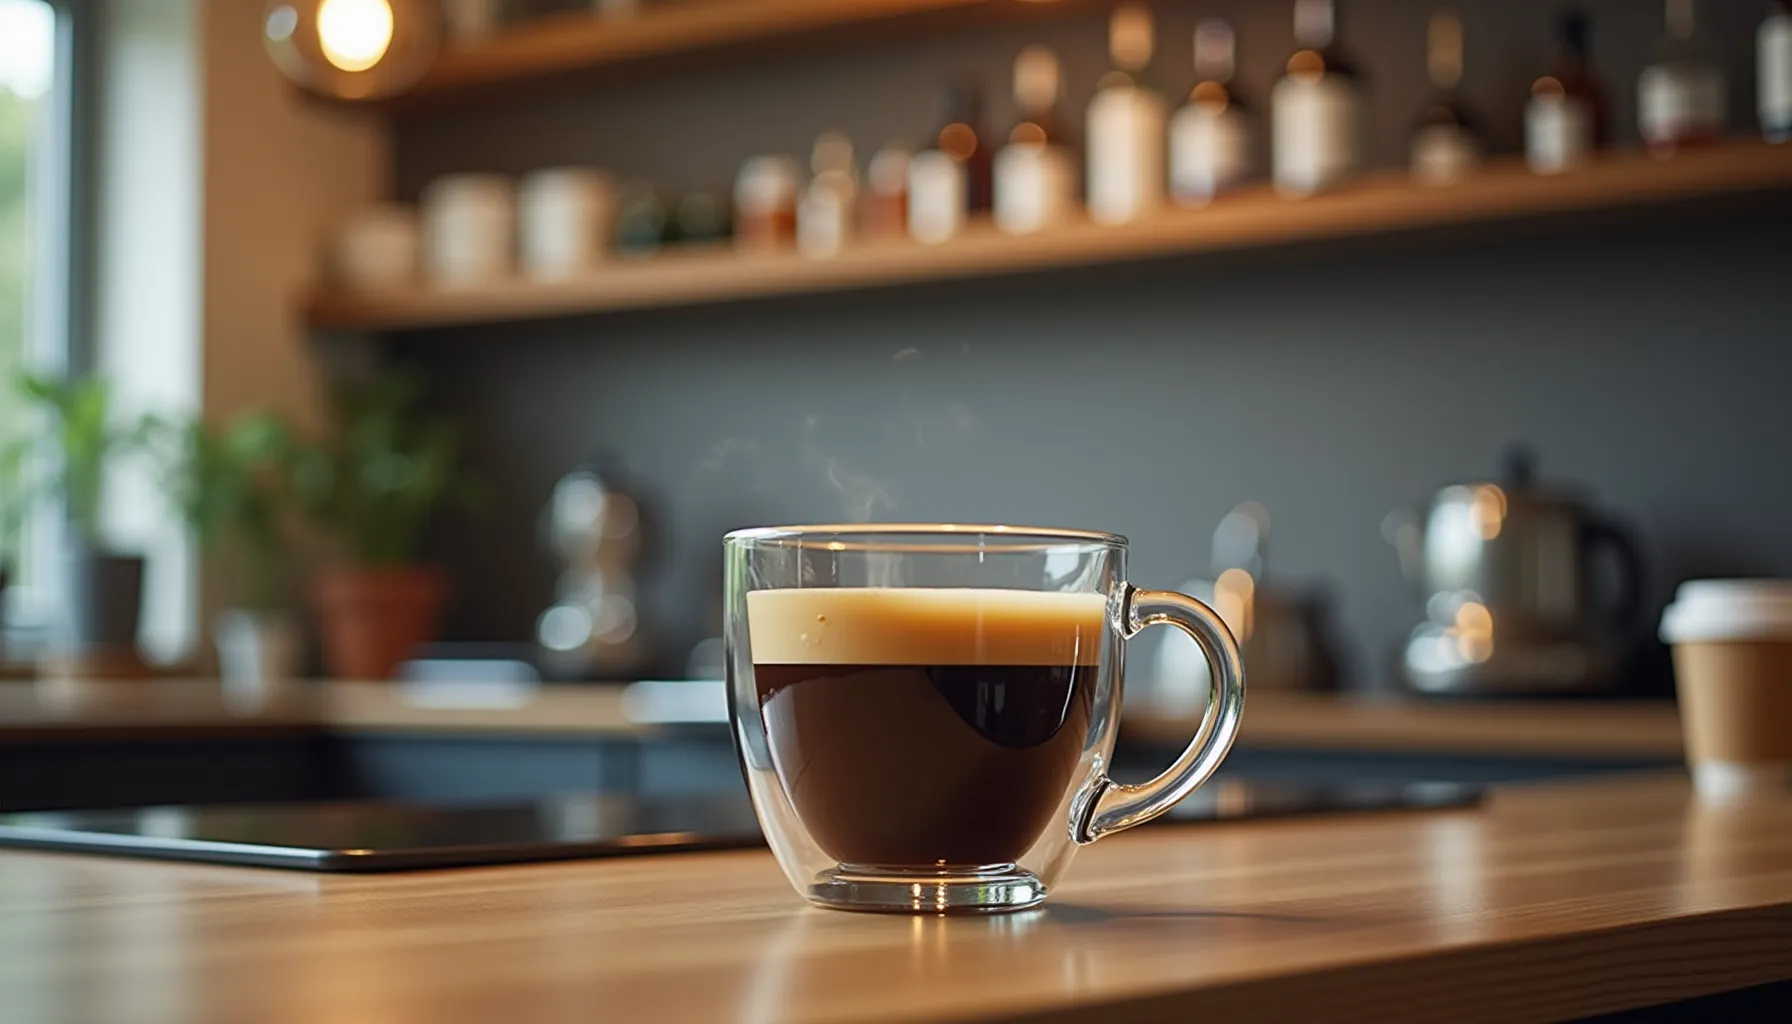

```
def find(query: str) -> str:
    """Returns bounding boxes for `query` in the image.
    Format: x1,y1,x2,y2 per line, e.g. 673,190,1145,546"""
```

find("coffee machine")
1385,449,1644,696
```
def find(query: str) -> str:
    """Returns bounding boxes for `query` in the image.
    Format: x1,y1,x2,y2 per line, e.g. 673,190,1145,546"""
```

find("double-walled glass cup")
725,525,1246,913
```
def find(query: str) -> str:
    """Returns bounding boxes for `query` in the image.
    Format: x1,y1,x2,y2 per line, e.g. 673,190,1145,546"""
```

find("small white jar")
421,173,516,288
331,203,418,291
518,168,616,281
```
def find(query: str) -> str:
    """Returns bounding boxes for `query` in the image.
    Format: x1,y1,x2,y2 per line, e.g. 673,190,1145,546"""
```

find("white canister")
907,150,966,244
421,174,516,287
1272,71,1362,197
1086,83,1166,226
1760,7,1792,142
215,609,301,704
331,203,418,291
993,142,1074,234
797,176,855,258
518,168,615,281
1170,103,1249,206
1526,92,1595,175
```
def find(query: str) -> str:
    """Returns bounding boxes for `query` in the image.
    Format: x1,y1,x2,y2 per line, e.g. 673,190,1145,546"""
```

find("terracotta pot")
313,565,446,680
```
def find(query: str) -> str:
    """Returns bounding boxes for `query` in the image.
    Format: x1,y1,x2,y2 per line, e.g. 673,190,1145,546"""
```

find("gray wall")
387,1,1792,687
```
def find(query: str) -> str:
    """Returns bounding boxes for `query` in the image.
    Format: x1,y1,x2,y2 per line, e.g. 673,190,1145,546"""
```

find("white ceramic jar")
518,168,616,281
331,203,419,291
421,174,516,287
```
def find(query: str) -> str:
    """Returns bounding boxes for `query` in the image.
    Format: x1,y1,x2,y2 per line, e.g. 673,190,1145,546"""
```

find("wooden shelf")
306,141,1792,333
402,0,1092,104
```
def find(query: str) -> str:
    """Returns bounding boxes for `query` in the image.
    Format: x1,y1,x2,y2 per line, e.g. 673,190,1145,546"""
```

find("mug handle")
1074,586,1247,843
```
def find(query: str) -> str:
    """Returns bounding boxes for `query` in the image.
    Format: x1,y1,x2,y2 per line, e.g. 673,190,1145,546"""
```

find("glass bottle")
1170,19,1251,206
1086,4,1165,225
797,132,857,258
1409,12,1481,185
861,143,912,241
1762,0,1792,142
994,46,1077,234
908,79,990,244
938,78,992,214
1526,11,1607,174
1638,0,1726,158
1272,0,1363,197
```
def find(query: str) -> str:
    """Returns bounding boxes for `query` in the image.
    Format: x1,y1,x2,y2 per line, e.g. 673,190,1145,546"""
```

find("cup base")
806,863,1048,914
1693,761,1792,802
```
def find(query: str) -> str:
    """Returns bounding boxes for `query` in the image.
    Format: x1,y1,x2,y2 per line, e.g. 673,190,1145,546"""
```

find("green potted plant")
292,372,476,680
11,373,154,660
148,409,301,688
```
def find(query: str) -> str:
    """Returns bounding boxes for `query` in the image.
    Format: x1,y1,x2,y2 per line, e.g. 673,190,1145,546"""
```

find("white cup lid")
1660,579,1792,644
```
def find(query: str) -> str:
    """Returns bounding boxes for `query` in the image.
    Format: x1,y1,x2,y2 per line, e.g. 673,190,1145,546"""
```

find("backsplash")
386,0,1792,685
403,198,1792,685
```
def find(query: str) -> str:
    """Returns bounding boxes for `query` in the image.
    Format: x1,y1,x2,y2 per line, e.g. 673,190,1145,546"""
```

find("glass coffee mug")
725,525,1246,913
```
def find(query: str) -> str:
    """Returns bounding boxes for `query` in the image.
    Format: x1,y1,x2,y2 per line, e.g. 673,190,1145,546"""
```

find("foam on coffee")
746,587,1107,666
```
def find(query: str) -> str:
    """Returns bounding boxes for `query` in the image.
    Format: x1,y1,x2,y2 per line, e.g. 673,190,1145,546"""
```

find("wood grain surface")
395,0,1097,103
2,773,1789,1023
0,679,319,741
306,142,1792,332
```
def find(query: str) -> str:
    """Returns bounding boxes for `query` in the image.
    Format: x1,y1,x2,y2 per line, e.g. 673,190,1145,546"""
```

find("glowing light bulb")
317,0,394,73
264,0,438,99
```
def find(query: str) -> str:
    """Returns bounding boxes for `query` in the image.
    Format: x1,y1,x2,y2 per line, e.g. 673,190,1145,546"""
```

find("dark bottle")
935,78,992,214
1409,12,1482,185
1526,11,1607,174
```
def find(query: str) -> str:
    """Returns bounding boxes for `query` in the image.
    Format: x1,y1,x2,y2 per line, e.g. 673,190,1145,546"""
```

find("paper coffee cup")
1660,580,1792,800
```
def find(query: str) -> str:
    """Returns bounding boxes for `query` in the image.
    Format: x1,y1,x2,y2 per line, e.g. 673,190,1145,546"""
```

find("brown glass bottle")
1526,11,1607,174
994,46,1077,234
935,78,992,213
1006,46,1069,150
1409,13,1482,184
1638,0,1726,157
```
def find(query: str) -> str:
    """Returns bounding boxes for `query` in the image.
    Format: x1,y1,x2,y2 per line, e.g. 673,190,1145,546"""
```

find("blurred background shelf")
306,140,1792,333
398,0,1099,104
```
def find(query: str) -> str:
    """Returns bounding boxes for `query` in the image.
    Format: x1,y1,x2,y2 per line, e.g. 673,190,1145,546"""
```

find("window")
1,0,66,634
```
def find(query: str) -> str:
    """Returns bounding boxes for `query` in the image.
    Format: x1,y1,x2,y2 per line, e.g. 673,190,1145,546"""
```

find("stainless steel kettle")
1384,449,1643,695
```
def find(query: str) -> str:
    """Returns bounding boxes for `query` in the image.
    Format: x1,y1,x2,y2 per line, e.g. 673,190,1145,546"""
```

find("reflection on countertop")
2,772,1788,1022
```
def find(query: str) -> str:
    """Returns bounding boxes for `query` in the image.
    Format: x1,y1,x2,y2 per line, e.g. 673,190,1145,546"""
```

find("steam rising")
805,414,896,522
693,345,979,523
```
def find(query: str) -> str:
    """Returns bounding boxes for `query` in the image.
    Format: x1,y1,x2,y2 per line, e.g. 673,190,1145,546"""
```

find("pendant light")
264,0,441,101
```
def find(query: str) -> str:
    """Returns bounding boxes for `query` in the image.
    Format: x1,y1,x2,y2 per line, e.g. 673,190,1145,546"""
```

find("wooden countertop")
3,772,1788,1022
0,679,1686,758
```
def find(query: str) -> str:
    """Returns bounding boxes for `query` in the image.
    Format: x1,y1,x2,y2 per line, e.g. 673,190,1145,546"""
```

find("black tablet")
0,792,766,871
0,779,1481,872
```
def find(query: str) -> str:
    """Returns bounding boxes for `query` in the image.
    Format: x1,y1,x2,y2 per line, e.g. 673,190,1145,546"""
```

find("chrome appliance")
1385,449,1643,695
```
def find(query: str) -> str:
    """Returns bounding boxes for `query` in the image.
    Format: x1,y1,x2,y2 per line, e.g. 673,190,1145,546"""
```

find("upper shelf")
304,141,1792,333
399,0,1088,105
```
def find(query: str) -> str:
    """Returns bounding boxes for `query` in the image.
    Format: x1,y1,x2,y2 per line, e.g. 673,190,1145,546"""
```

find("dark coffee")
747,588,1106,868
